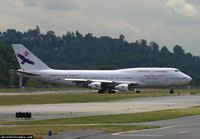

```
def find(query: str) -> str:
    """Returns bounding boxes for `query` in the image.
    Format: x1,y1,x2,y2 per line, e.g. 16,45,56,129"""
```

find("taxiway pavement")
0,89,95,96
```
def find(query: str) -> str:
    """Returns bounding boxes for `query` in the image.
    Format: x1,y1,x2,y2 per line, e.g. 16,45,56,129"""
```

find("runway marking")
178,130,188,134
115,134,163,137
112,126,175,136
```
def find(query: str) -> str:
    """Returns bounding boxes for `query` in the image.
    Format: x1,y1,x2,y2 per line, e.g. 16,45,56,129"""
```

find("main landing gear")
98,89,116,94
108,90,116,94
134,89,141,93
98,89,105,94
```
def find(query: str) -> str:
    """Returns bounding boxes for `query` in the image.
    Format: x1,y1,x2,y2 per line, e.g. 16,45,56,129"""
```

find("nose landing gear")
170,88,174,94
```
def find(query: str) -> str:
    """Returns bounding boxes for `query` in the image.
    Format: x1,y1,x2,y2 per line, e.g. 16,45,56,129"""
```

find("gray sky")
0,0,200,55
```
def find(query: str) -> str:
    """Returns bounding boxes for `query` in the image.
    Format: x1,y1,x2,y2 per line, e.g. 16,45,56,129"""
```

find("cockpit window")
175,70,179,72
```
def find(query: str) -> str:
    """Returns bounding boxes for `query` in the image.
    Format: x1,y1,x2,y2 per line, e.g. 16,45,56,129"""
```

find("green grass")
0,125,156,135
0,91,172,106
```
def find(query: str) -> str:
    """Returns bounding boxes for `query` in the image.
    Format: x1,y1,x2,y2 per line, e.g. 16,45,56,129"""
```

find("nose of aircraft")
184,74,192,83
180,72,192,84
187,75,192,82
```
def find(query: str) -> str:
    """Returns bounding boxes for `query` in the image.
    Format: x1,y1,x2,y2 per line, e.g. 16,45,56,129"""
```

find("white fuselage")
18,67,192,88
12,44,192,92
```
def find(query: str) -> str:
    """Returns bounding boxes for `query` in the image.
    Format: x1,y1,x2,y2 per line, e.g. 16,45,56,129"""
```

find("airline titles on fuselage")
48,74,167,80
144,74,165,79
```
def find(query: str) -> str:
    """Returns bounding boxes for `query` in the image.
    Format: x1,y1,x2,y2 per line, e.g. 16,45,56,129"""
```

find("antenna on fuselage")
19,76,23,88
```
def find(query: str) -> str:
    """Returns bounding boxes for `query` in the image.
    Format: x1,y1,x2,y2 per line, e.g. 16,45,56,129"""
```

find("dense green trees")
0,44,18,87
0,26,200,87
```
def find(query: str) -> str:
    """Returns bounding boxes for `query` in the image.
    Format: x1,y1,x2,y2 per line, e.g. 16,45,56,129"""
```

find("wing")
63,78,138,86
64,78,113,83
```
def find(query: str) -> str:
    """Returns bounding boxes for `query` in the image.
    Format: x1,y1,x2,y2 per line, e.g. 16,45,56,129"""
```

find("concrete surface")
0,89,95,96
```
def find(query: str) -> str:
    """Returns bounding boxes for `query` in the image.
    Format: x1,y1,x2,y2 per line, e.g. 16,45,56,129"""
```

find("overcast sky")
0,0,200,55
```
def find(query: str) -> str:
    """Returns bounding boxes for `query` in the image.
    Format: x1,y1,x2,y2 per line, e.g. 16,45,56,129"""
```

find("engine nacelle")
88,82,101,90
115,84,129,92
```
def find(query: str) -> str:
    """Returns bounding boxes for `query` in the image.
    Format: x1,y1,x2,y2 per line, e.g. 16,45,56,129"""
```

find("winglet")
12,44,51,70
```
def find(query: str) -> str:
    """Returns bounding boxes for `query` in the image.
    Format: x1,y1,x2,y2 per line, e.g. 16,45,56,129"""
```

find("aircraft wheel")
135,90,141,93
98,89,105,94
170,88,174,94
108,91,112,94
108,90,116,94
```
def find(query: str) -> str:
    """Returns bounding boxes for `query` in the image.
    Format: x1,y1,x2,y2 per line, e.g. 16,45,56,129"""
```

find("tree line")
0,26,200,87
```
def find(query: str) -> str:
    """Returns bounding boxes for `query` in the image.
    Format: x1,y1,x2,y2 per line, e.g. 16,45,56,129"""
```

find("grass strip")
0,125,156,135
0,91,170,106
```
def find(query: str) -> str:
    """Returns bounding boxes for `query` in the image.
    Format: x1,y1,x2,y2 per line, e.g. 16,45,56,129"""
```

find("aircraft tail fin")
12,44,51,70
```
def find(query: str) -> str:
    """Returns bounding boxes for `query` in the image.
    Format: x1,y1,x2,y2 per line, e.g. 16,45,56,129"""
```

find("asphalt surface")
1,94,200,121
49,115,200,139
0,89,95,96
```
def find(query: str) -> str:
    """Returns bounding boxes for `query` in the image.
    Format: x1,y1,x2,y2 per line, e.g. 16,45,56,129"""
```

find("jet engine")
115,84,128,91
88,82,101,90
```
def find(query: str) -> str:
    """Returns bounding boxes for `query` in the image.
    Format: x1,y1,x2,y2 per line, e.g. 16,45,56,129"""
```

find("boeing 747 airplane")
12,44,192,93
